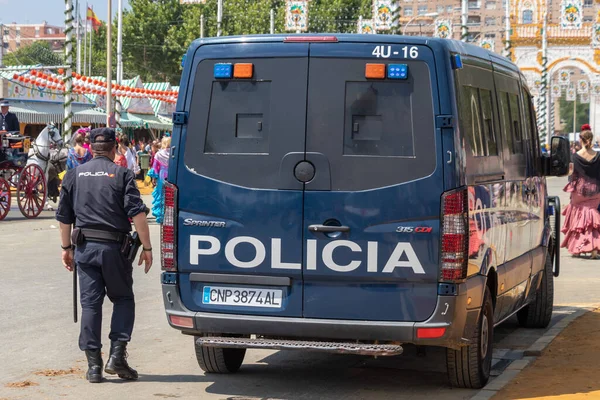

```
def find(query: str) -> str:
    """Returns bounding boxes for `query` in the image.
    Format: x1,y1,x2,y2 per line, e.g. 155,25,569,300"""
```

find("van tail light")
440,188,468,281
161,181,178,271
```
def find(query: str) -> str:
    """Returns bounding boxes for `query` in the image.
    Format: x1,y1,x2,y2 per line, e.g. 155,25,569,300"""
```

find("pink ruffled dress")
561,166,600,255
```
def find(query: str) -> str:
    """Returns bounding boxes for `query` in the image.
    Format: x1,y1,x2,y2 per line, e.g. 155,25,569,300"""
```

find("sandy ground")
494,309,600,400
136,179,153,196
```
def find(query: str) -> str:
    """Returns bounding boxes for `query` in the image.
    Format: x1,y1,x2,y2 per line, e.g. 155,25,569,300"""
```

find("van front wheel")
194,337,246,374
446,286,493,389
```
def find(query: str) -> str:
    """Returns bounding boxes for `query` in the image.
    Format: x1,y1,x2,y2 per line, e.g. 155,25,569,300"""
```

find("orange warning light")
365,63,386,79
234,63,254,79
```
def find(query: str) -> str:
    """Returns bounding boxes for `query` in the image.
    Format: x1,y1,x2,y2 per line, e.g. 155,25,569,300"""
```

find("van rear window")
204,81,271,154
344,82,415,157
184,57,309,189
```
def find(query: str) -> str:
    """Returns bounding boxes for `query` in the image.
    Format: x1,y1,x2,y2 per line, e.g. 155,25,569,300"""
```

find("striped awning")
143,82,171,116
73,108,108,124
7,100,100,125
120,112,172,130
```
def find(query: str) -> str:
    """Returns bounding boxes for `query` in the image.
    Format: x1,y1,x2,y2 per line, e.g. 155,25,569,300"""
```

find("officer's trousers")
75,240,135,351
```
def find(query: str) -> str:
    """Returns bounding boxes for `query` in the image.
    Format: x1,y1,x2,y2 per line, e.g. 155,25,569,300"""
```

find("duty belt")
80,228,127,243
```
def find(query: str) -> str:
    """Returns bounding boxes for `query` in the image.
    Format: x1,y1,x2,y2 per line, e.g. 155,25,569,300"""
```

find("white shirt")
125,148,137,171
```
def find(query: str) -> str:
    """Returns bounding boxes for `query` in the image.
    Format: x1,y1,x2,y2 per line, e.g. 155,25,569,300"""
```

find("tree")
559,97,589,134
3,41,64,66
89,0,402,85
121,0,186,84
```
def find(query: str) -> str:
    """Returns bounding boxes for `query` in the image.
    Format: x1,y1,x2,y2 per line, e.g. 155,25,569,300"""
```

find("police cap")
90,127,116,143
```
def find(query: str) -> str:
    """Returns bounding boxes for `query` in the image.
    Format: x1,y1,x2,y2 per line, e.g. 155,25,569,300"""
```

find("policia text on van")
160,34,570,389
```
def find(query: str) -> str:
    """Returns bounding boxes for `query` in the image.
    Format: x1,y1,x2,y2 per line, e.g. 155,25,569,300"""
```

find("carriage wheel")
0,178,10,220
0,167,19,188
16,164,46,219
8,168,20,188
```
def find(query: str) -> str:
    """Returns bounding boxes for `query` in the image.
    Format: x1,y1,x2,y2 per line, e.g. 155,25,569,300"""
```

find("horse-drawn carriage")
0,126,65,220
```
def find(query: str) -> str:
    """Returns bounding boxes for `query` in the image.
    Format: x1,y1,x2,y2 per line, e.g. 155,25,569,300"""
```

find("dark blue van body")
161,34,564,389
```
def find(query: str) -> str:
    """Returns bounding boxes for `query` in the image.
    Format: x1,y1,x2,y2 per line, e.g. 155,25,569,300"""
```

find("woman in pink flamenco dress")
562,126,600,258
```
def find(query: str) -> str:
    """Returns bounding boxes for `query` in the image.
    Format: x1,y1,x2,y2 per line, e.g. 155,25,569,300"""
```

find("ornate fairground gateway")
510,0,600,139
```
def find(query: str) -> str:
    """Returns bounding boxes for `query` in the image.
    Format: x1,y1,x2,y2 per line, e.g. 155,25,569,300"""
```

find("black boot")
84,349,103,383
104,341,138,380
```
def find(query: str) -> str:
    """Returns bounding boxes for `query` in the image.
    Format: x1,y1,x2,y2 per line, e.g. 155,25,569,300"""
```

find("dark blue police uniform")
56,135,146,382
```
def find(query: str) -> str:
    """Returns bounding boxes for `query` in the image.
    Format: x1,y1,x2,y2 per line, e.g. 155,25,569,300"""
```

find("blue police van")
161,34,570,389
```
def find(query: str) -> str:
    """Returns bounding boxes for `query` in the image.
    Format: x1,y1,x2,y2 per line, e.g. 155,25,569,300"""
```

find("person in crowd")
562,124,600,258
114,136,129,168
147,136,171,223
0,100,20,132
66,131,93,170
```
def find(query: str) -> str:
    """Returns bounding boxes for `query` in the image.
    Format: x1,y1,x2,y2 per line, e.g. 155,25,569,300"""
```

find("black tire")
446,286,494,389
517,244,554,329
194,337,246,374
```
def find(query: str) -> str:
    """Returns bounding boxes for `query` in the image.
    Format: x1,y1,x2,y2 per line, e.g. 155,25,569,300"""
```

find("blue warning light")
453,54,463,69
387,64,408,80
214,63,233,79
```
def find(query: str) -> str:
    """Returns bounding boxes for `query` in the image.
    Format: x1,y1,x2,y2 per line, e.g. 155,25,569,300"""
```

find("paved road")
0,178,598,400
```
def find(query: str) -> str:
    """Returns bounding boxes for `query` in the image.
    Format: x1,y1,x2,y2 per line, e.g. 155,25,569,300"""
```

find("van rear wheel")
517,243,554,329
446,286,493,389
194,336,246,374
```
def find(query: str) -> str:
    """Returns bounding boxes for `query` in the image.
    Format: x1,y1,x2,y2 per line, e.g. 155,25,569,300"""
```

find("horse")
26,124,65,210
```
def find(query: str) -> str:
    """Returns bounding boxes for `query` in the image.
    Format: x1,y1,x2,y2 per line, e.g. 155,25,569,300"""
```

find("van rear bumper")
162,283,479,349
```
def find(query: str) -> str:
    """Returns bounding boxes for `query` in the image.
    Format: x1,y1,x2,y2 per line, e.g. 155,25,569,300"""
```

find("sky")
0,0,130,27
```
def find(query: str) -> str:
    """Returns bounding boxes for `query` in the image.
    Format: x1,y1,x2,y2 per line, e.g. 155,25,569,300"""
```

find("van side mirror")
544,136,570,176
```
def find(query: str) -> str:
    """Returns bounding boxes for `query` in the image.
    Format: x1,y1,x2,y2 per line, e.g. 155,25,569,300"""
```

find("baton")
73,262,78,323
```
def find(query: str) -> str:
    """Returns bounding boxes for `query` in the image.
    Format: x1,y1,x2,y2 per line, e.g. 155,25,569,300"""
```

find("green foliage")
84,0,402,85
3,41,64,66
559,96,590,133
121,0,185,83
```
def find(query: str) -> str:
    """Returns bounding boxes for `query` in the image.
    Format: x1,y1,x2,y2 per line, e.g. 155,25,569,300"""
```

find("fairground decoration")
480,39,494,51
581,93,590,104
593,23,600,48
578,79,589,94
534,79,542,89
285,1,309,32
10,70,178,104
560,0,583,29
373,0,397,32
558,69,571,86
358,19,375,34
593,82,600,95
567,87,577,101
551,84,562,98
434,19,453,39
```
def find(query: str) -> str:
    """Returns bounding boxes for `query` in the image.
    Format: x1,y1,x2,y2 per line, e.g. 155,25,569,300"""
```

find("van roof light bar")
284,36,338,43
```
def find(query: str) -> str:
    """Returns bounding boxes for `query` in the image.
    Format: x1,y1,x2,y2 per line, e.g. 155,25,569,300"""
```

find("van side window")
508,93,523,154
459,85,498,157
480,88,497,156
523,89,542,173
498,92,512,153
498,91,523,155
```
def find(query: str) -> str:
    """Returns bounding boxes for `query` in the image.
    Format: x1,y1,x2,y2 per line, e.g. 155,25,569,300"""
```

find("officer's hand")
138,250,153,274
62,249,74,272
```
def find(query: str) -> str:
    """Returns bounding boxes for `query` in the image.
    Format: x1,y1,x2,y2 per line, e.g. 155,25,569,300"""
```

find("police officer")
56,127,153,383
0,100,20,132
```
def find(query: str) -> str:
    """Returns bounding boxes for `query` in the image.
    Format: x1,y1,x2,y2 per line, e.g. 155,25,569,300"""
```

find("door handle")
308,225,351,233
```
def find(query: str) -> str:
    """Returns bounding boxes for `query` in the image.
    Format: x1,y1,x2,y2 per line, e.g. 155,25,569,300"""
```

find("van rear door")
302,43,443,321
177,43,309,317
